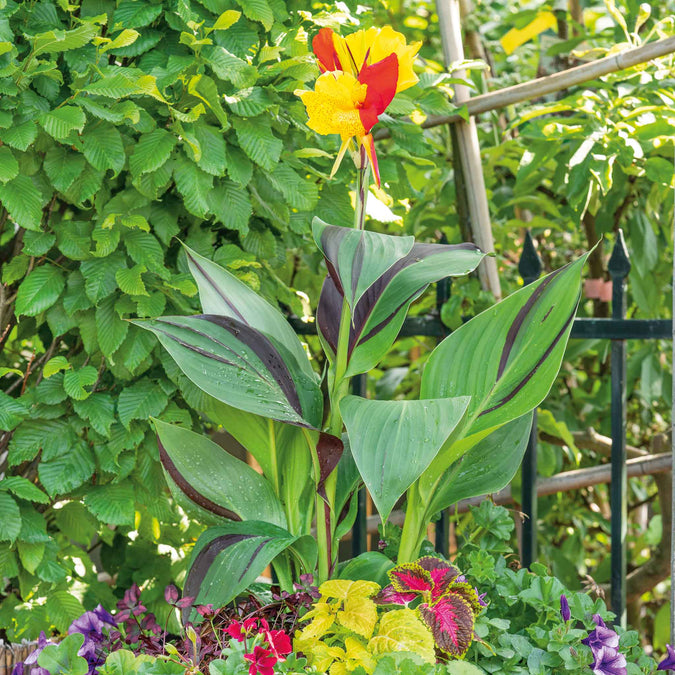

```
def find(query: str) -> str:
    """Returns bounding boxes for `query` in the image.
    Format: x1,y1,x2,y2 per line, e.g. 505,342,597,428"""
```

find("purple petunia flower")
590,645,627,675
22,631,54,675
658,644,675,670
560,594,571,622
582,614,620,652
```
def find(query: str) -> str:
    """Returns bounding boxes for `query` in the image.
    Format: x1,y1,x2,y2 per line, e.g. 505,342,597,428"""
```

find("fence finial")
608,229,631,280
518,230,542,284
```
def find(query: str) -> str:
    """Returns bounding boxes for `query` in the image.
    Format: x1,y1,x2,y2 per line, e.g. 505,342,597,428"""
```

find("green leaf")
73,393,115,436
116,264,148,296
84,483,135,525
44,356,71,378
63,366,98,400
0,175,43,231
426,414,533,516
112,2,163,28
46,592,86,633
99,28,140,52
0,493,20,542
81,253,125,303
209,179,252,234
173,155,213,217
153,418,286,526
0,146,18,183
338,551,395,587
191,123,227,175
187,74,229,129
32,23,98,55
43,146,86,192
341,396,471,523
38,633,88,675
233,118,282,172
0,477,50,504
0,121,38,151
17,541,45,574
39,105,86,140
2,255,30,285
96,295,129,357
269,164,318,210
54,502,97,545
82,123,126,175
204,45,258,89
38,440,95,496
224,86,272,117
117,380,168,429
129,128,176,178
234,0,273,29
15,266,65,316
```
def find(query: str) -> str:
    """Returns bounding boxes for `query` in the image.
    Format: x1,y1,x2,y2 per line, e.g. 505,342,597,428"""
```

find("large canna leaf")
135,315,322,427
341,396,471,524
421,254,588,442
182,522,302,621
152,418,286,527
183,245,315,380
425,413,532,517
317,241,484,376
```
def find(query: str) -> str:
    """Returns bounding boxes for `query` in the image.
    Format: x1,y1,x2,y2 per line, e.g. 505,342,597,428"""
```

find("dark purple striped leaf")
182,522,311,622
317,242,484,375
422,253,588,449
135,314,322,428
183,245,315,381
152,418,286,527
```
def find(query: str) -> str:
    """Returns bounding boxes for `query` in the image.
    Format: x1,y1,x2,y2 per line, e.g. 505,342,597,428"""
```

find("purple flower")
590,645,627,675
658,644,675,670
560,594,571,622
582,614,620,652
22,632,53,675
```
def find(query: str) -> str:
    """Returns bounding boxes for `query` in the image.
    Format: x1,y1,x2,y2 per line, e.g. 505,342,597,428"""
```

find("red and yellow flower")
296,26,421,186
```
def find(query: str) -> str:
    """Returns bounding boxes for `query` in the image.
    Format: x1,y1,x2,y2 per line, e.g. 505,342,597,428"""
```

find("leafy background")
0,0,673,649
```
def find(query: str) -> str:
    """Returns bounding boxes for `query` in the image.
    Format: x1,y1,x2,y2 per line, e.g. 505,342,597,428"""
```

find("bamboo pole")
436,0,502,299
349,452,672,537
374,35,675,140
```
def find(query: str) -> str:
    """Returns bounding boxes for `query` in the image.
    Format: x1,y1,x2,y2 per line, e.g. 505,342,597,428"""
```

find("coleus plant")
135,24,589,620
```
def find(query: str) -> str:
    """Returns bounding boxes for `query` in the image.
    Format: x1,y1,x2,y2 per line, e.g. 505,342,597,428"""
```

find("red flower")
224,620,246,642
265,629,292,659
244,645,277,675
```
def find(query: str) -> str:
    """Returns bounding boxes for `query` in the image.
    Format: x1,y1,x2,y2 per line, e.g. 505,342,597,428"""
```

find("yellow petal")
367,26,421,93
298,71,367,140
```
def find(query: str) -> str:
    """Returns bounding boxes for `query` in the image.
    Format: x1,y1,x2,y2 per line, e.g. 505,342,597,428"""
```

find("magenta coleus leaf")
416,557,461,599
374,584,417,606
419,593,475,658
389,563,433,596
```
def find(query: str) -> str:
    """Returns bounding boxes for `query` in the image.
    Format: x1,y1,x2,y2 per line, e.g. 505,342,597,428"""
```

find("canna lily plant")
135,24,589,621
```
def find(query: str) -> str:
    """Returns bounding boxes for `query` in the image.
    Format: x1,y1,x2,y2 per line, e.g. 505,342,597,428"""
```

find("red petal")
357,53,398,132
419,594,475,658
362,134,380,188
313,28,342,72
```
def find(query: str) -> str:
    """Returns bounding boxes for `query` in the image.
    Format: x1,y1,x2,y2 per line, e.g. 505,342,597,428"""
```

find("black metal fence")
292,229,672,625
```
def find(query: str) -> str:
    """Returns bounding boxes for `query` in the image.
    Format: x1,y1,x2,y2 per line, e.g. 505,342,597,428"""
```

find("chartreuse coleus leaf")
341,396,470,525
316,224,484,376
418,253,589,504
152,418,286,527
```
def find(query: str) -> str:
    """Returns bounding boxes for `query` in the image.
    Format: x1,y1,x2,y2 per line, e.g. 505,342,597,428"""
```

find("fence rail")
291,230,672,625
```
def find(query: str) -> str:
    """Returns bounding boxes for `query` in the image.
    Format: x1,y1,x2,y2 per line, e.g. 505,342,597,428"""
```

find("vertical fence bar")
518,231,542,567
434,271,451,558
351,374,368,557
609,230,631,626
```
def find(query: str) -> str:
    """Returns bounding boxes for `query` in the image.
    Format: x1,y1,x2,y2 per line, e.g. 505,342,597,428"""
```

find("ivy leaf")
0,175,43,231
129,129,176,178
96,295,129,357
118,380,168,429
83,483,135,525
15,266,65,316
82,123,126,175
0,146,18,183
0,477,50,504
0,493,21,542
63,366,98,400
39,106,86,140
233,118,282,171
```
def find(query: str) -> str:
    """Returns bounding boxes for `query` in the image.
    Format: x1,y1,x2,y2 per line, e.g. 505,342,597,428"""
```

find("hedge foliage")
0,0,464,637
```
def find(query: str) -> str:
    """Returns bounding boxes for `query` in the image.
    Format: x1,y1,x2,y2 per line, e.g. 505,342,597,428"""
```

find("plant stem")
268,418,280,496
397,485,428,563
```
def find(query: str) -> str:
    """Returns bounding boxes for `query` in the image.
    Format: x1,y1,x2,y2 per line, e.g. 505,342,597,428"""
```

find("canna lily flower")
297,26,421,187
